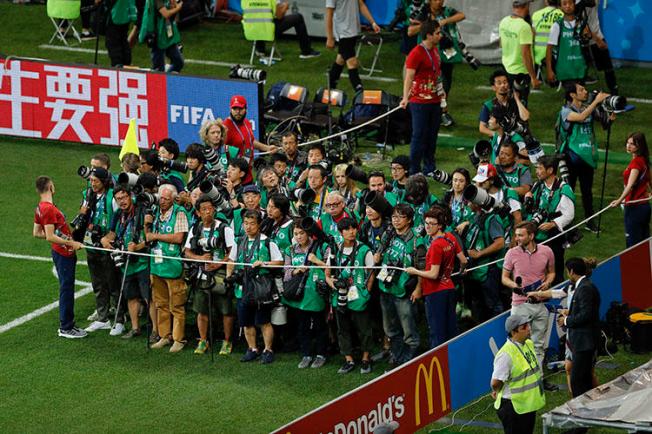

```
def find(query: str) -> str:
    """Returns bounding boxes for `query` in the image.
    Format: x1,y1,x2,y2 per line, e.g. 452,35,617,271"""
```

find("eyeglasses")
391,214,408,220
325,201,343,208
424,221,439,227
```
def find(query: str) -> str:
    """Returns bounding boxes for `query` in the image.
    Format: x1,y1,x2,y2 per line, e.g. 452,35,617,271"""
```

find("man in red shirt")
407,207,466,348
400,19,444,175
223,95,278,184
32,176,87,339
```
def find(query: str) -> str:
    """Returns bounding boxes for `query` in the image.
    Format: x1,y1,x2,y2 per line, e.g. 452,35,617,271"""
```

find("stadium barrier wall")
0,56,262,151
272,238,652,434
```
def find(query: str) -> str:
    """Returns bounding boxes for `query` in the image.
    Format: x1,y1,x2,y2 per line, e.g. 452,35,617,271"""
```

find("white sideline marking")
0,251,87,266
0,254,92,334
476,85,651,104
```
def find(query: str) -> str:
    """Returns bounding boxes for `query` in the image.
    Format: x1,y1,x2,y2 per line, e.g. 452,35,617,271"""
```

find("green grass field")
1,3,651,433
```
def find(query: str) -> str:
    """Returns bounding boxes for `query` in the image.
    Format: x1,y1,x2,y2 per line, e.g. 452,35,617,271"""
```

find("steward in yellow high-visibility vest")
242,0,275,42
531,1,563,66
491,315,546,434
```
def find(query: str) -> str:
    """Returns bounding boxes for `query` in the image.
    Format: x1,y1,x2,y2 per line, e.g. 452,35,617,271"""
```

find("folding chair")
355,34,383,77
302,88,348,135
47,0,82,46
264,82,309,124
241,0,281,66
346,90,392,153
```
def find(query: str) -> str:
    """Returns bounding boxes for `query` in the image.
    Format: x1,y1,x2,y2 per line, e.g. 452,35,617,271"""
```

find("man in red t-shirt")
32,176,86,339
400,19,444,176
407,207,466,348
223,95,278,184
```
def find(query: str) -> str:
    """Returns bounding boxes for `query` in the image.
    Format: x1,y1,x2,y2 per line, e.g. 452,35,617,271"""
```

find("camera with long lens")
229,64,267,82
557,156,571,184
363,191,394,218
291,187,316,204
70,212,90,242
587,90,627,129
335,278,351,310
345,164,368,184
117,172,139,187
316,280,331,300
523,194,536,215
110,250,127,268
563,228,583,249
463,184,511,218
427,169,453,186
203,146,220,168
225,269,244,290
300,216,329,242
512,76,531,96
531,210,561,226
198,236,221,252
159,157,188,173
199,180,231,213
78,166,93,180
492,104,544,164
459,40,480,70
468,140,492,167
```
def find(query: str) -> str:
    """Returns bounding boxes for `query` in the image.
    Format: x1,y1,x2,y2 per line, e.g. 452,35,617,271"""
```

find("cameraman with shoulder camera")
101,185,153,338
227,210,283,364
157,139,186,193
557,82,613,233
81,168,125,334
144,184,188,352
139,0,184,73
499,0,541,104
479,70,530,139
184,194,235,355
374,204,425,366
524,155,576,284
325,217,375,374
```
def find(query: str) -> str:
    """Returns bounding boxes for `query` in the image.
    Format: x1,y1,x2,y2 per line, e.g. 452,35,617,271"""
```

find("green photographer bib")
378,230,423,297
332,242,371,312
554,18,587,82
150,204,184,279
115,211,148,276
234,235,272,299
282,244,327,312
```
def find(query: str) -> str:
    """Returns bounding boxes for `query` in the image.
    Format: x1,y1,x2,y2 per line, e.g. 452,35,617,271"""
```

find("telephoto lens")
428,169,452,185
78,166,93,179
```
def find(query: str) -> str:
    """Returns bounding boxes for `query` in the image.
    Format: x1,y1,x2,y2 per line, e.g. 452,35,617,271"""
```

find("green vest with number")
494,339,546,414
150,204,184,279
242,0,275,42
530,180,575,241
554,18,587,81
557,107,598,168
464,213,503,281
90,189,115,236
532,6,563,65
234,235,273,299
499,165,529,190
379,229,423,297
332,242,372,312
283,243,327,312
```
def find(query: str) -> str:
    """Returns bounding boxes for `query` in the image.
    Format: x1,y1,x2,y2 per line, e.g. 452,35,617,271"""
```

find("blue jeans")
624,203,651,247
51,251,77,331
424,289,457,349
380,292,420,364
151,44,184,73
409,102,442,175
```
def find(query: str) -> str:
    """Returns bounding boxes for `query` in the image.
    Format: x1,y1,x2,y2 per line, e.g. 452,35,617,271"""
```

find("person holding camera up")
33,176,87,339
325,217,375,374
101,185,152,338
227,210,284,364
524,155,575,284
143,184,188,352
545,0,587,86
479,70,530,140
139,0,184,73
408,0,466,127
374,204,425,367
557,82,612,233
404,174,438,237
499,0,541,104
400,20,444,175
184,194,235,355
82,168,125,334
355,171,398,219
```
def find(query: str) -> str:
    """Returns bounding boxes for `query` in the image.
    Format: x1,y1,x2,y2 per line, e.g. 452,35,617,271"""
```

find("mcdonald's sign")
414,354,450,426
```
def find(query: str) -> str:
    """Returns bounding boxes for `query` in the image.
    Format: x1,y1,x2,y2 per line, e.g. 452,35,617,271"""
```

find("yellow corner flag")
119,118,140,161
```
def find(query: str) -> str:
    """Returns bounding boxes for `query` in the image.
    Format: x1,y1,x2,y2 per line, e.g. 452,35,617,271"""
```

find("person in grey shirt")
325,0,380,93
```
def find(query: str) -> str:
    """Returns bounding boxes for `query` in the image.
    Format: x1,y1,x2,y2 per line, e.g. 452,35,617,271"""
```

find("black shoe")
543,379,559,391
337,360,355,374
441,112,455,127
585,222,600,234
299,50,321,59
241,348,260,362
360,360,372,374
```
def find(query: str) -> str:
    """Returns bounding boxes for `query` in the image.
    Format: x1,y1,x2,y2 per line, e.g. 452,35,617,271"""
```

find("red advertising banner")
0,57,168,148
272,347,451,434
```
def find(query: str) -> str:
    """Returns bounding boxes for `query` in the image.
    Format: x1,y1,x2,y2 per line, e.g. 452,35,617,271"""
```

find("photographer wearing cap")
524,155,575,284
33,176,86,339
491,315,545,434
502,221,555,370
184,195,235,355
144,184,188,352
557,81,613,233
374,204,425,366
224,95,278,185
101,185,152,338
82,168,124,334
473,163,523,230
325,217,375,374
231,184,265,243
499,0,541,104
479,70,530,140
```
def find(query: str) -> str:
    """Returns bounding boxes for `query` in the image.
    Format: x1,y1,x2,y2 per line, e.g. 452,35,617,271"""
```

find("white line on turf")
0,255,92,334
0,251,88,266
475,85,651,104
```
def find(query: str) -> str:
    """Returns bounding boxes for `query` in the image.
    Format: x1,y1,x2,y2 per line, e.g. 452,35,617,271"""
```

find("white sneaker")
85,320,112,332
109,322,125,336
87,310,99,321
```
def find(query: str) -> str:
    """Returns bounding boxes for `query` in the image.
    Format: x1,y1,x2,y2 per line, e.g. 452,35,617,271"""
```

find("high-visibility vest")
47,0,80,20
531,6,563,65
242,0,275,42
494,339,546,414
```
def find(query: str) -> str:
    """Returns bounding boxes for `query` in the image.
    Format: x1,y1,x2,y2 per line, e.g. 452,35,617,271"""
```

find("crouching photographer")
184,195,235,355
524,155,576,285
227,210,283,364
100,185,152,338
144,184,188,351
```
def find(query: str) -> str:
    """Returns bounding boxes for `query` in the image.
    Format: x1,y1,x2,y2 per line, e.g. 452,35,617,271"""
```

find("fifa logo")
414,355,448,426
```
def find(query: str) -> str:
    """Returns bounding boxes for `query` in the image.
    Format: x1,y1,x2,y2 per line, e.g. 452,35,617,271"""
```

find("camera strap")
420,43,439,75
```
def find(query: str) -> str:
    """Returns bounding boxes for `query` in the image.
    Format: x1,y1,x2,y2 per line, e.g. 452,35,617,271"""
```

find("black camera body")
229,64,267,82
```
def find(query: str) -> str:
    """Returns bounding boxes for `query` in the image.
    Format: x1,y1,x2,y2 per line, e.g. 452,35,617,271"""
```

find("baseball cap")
513,0,532,6
230,95,247,109
242,184,260,194
472,163,497,183
90,167,110,182
505,315,529,334
391,155,410,170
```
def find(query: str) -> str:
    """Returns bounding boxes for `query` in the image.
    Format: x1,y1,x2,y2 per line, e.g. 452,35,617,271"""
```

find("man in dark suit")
557,257,601,399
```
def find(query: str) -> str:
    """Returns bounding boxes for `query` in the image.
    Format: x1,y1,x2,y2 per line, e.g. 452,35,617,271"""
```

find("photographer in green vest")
491,315,545,434
103,0,137,67
139,0,184,72
545,0,587,86
144,184,189,352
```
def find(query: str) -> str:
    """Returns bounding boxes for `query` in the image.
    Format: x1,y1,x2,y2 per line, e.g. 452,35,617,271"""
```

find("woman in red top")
406,207,466,348
400,19,444,176
611,132,651,247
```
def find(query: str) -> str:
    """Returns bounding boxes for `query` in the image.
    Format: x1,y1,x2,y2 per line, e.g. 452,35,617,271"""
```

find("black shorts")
237,298,272,327
338,36,359,61
589,44,613,71
123,268,151,301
